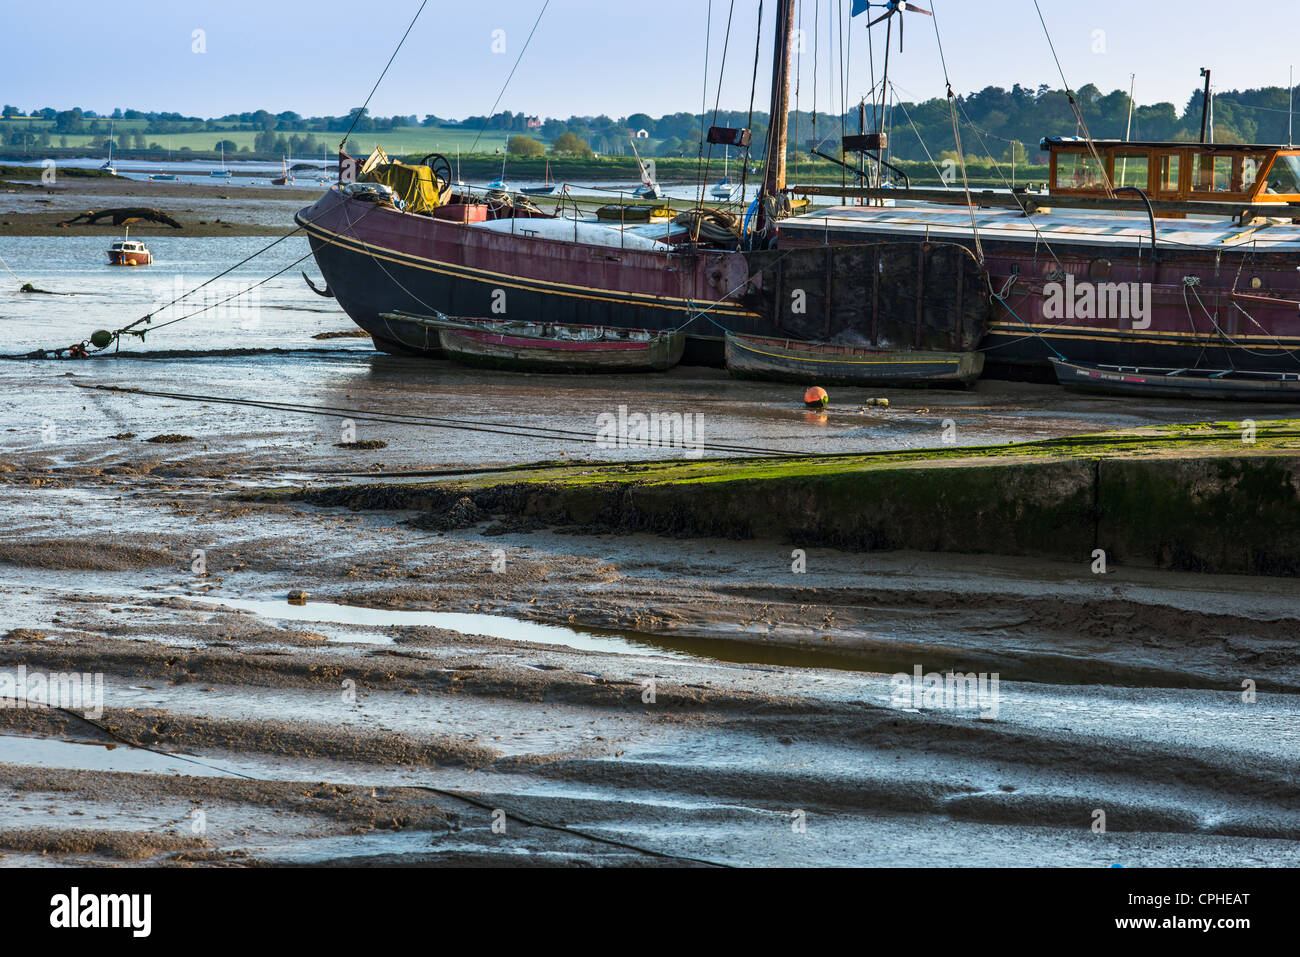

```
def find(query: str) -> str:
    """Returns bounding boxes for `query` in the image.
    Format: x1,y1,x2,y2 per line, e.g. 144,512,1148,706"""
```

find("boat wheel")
419,153,453,195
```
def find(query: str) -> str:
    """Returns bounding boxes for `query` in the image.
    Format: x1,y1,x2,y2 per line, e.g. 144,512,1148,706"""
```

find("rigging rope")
1031,0,1113,196
928,2,983,264
468,0,551,154
74,384,806,459
339,0,431,151
694,0,738,241
889,83,948,187
695,0,715,210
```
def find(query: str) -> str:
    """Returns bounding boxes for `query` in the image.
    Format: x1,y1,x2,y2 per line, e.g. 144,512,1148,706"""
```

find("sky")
2,0,1296,120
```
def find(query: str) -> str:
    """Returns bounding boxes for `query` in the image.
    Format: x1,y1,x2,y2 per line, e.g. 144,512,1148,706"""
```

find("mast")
1199,68,1211,143
1120,74,1135,186
758,0,797,233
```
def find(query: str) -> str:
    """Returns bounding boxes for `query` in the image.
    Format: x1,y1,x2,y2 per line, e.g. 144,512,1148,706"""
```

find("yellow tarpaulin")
359,146,442,213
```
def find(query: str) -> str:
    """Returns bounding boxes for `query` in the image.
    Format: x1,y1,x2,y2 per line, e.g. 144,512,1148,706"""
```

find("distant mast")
757,0,796,237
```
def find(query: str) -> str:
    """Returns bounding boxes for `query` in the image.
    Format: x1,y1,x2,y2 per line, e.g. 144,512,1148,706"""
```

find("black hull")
984,326,1300,376
1051,359,1300,402
306,232,700,357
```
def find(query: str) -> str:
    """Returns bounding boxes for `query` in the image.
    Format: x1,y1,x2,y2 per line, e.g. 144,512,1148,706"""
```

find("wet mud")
1,333,1298,867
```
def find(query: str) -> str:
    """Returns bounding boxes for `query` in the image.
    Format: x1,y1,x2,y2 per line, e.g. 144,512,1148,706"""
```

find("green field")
0,118,515,157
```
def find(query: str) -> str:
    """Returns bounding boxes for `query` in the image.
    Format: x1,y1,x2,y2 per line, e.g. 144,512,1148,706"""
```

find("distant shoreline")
0,152,1050,190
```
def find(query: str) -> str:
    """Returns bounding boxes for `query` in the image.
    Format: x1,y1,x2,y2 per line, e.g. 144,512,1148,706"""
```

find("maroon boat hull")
778,223,1300,374
296,188,761,356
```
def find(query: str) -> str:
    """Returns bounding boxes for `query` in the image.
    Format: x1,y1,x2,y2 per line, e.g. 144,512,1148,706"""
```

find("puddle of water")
0,733,235,778
214,597,698,660
206,596,934,673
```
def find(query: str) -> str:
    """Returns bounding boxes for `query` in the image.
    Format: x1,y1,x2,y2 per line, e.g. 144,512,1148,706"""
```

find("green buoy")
90,330,113,349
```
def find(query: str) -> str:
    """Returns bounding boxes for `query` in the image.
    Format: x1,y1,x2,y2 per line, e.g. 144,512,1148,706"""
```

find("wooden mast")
758,0,797,236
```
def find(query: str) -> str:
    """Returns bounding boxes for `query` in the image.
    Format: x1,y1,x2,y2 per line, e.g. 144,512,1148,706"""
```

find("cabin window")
1191,154,1226,192
1240,153,1268,192
1158,153,1182,192
1262,154,1300,195
1190,153,1266,194
1054,151,1107,190
1112,152,1149,190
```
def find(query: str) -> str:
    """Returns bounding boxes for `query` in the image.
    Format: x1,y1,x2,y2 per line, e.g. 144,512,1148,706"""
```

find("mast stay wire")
695,0,714,210
926,1,983,264
740,0,765,207
467,0,551,155
339,0,431,152
1031,0,1113,196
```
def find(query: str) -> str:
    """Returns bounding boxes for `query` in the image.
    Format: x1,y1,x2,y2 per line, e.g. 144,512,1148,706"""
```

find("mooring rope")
1,202,376,361
338,0,431,152
15,697,727,867
73,383,806,458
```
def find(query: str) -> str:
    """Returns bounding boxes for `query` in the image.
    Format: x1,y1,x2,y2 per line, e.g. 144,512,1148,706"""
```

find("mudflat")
2,351,1297,866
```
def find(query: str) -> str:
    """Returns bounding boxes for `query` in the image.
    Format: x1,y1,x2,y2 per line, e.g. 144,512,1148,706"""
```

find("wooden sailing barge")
296,0,1300,386
296,0,988,385
786,138,1300,378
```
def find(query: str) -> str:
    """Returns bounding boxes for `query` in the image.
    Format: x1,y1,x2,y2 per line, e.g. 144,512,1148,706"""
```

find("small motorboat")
1050,358,1300,402
724,332,984,388
108,229,152,266
381,312,686,373
148,173,177,181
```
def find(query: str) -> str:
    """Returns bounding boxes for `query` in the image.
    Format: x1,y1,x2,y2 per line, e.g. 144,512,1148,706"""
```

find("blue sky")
2,0,1295,119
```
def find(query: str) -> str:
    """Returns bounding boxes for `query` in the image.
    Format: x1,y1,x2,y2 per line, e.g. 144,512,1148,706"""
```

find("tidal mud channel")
1,351,1298,867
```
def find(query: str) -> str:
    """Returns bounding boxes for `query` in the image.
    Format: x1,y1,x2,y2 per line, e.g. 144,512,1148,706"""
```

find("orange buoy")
804,386,829,409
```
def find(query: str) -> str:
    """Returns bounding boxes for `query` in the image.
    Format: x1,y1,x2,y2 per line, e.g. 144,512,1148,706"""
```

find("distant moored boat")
108,229,152,266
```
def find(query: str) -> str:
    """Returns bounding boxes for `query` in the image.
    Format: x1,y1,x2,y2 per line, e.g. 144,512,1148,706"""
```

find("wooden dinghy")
384,313,686,373
724,332,985,387
1051,358,1300,402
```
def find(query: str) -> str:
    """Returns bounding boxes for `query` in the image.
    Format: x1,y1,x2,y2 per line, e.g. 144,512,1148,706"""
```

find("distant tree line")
5,80,1299,160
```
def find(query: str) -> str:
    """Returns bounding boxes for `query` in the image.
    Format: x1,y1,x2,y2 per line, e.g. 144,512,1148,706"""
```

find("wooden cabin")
1042,137,1300,206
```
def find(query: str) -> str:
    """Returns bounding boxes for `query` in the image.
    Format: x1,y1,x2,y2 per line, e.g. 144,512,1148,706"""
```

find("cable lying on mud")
405,784,731,868
73,383,806,458
7,698,729,867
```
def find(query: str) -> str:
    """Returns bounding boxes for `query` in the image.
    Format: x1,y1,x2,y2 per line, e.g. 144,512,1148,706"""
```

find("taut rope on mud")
73,383,806,458
17,698,728,867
